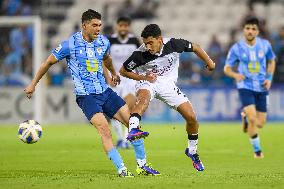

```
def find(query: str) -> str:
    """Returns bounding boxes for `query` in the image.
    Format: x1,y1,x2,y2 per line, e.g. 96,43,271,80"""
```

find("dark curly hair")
141,24,161,38
81,9,101,23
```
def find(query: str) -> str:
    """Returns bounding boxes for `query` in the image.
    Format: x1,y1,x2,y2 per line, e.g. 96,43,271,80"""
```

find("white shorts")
112,77,136,98
135,79,189,109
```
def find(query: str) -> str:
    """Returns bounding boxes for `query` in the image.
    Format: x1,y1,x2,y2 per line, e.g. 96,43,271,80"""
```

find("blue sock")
131,139,146,167
250,134,262,152
107,147,126,173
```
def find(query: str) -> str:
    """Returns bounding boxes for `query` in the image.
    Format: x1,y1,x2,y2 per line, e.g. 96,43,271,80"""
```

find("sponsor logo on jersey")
87,48,94,57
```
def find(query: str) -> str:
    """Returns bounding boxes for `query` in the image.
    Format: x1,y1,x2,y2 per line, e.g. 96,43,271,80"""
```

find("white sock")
111,119,123,141
129,116,140,130
188,139,198,154
123,128,129,143
118,165,127,174
137,158,147,167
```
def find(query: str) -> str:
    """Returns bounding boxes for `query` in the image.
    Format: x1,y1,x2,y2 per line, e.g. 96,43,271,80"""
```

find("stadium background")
1,0,284,123
0,1,284,189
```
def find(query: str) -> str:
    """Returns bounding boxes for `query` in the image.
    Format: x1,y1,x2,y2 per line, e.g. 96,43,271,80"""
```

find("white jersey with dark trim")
109,33,140,73
123,38,193,82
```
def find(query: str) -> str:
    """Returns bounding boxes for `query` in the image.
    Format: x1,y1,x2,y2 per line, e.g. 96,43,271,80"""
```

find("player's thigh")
102,88,126,119
112,104,130,127
238,89,255,110
177,101,198,123
124,93,136,111
243,104,257,120
156,82,188,109
76,95,103,121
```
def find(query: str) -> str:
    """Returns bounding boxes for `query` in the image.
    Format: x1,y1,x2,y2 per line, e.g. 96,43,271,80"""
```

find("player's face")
143,36,163,55
243,24,259,42
82,18,102,41
117,21,130,37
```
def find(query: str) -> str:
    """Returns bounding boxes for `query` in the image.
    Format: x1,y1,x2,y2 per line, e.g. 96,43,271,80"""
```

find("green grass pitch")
0,122,283,189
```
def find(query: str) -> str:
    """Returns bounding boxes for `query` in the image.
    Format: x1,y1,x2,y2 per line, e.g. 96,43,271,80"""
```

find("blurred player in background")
106,16,140,149
224,17,276,158
24,9,153,177
120,24,215,172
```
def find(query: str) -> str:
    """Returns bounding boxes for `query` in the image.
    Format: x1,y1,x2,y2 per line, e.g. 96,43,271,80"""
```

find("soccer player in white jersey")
24,9,159,177
224,17,276,158
106,16,140,149
120,24,215,172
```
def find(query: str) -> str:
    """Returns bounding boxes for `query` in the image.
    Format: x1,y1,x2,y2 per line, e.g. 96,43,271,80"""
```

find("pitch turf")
0,123,283,189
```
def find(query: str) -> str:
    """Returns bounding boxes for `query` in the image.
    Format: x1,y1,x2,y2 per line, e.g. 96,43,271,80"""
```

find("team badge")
258,50,264,58
96,47,103,55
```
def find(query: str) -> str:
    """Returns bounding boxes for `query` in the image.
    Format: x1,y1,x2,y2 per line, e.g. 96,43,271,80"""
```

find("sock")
250,134,262,153
111,119,123,141
107,147,126,174
123,128,129,143
129,113,141,130
131,139,147,167
187,134,198,154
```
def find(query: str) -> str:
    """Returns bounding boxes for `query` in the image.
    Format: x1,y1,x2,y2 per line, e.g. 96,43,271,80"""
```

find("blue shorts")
76,88,126,121
238,89,268,112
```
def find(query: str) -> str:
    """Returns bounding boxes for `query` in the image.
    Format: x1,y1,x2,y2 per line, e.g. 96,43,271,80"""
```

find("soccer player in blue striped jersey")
224,17,276,158
24,9,151,177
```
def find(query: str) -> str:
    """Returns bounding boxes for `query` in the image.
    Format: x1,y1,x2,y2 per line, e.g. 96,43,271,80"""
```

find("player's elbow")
119,67,127,77
223,65,230,75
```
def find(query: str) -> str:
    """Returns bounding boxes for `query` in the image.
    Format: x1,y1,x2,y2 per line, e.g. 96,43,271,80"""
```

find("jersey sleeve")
103,39,111,59
265,41,276,61
52,41,70,61
123,52,138,72
171,38,193,53
225,45,239,67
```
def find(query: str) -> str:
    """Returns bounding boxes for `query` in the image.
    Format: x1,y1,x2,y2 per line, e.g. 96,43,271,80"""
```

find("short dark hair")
117,16,131,25
243,16,260,28
81,9,101,23
141,24,161,38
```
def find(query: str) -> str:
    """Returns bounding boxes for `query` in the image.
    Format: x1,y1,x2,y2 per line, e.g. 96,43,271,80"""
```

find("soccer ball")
18,120,42,144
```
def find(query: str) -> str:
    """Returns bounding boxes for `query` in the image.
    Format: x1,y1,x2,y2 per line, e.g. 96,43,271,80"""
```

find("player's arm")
24,54,58,99
224,65,245,82
263,59,276,90
192,43,215,71
223,45,245,82
103,55,120,86
119,53,156,83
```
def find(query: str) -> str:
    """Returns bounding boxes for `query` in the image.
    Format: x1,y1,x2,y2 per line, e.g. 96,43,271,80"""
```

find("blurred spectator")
271,26,284,83
116,0,136,18
1,0,22,16
131,0,159,20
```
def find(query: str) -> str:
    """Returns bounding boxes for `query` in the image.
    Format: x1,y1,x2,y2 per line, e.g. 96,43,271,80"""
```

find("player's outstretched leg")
177,102,205,171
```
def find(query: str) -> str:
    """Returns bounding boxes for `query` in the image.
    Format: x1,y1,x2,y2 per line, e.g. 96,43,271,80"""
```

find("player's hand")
263,79,272,90
111,74,121,86
205,62,215,71
145,72,157,83
24,84,35,99
234,74,245,82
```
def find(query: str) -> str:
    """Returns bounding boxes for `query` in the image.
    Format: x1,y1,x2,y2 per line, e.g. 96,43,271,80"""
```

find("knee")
257,119,266,128
185,114,198,125
247,115,257,125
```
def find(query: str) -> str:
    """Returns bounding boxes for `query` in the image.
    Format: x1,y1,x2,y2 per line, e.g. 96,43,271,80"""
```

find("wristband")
266,73,273,81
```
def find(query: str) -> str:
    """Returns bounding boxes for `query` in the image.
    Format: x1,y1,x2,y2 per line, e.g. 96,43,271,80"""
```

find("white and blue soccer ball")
18,120,42,144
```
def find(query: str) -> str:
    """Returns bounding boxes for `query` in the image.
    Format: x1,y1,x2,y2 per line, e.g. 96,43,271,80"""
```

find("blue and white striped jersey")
52,32,110,95
225,37,276,92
